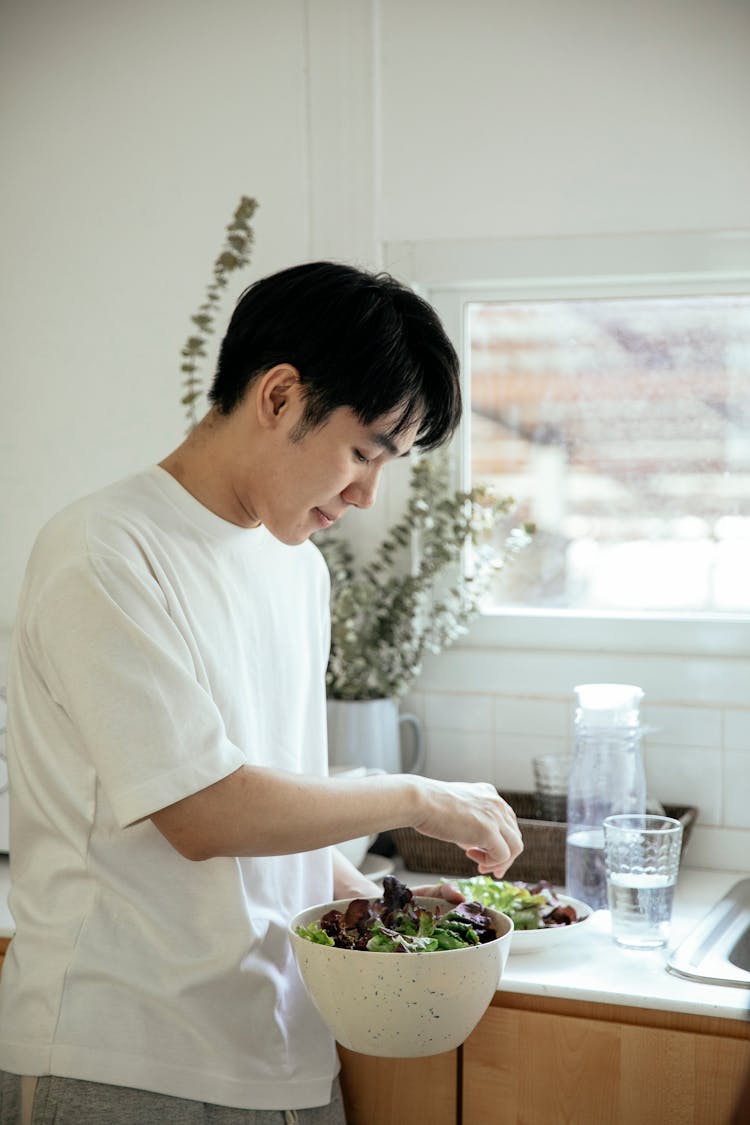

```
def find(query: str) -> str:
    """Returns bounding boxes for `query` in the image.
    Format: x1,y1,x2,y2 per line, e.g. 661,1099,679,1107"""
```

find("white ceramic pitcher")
326,698,424,774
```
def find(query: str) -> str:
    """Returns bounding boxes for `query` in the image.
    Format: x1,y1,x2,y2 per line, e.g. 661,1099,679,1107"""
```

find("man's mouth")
313,507,336,529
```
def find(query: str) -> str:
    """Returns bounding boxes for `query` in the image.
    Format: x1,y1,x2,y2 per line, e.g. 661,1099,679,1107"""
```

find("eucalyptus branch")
315,453,534,701
179,195,259,430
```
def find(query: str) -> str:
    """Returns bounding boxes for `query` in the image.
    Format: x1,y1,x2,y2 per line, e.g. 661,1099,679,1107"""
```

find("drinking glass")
532,753,572,822
603,814,683,949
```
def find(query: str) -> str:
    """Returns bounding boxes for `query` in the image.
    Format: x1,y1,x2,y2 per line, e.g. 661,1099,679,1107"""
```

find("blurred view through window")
469,295,750,613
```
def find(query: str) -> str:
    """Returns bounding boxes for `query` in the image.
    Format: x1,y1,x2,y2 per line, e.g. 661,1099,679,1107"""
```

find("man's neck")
159,410,261,528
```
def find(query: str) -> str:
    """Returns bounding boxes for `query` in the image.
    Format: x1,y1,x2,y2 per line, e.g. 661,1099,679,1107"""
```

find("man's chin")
265,522,313,547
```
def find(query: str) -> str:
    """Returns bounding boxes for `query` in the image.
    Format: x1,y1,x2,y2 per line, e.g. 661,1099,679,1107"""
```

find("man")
0,262,522,1124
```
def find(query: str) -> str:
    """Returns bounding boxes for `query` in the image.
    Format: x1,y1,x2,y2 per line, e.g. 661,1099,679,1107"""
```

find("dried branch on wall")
179,195,259,430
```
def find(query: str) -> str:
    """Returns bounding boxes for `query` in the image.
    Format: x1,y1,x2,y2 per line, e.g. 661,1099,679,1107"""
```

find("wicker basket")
389,792,698,886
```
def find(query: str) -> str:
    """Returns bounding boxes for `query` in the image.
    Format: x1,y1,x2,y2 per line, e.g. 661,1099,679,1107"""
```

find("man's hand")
410,880,466,905
410,779,523,878
332,848,382,900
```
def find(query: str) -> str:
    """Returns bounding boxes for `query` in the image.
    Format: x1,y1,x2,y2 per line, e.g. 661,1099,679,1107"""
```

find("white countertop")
395,862,750,1024
1,855,748,1023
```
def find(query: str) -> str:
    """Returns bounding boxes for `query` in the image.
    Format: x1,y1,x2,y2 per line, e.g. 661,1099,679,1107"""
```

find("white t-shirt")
0,466,338,1111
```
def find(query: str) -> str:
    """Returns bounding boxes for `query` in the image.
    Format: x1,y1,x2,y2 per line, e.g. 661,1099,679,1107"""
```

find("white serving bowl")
289,896,513,1057
509,893,592,955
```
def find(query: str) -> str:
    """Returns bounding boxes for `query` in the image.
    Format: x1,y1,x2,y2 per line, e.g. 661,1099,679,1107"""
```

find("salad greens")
296,875,499,953
449,877,581,930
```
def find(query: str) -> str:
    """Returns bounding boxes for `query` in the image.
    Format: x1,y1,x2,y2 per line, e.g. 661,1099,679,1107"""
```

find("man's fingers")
412,881,465,904
465,819,524,877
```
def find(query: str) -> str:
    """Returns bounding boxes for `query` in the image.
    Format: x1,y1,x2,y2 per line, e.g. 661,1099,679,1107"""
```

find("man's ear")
256,364,302,428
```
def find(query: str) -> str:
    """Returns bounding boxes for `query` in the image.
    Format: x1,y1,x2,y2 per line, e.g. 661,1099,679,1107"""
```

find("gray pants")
0,1072,346,1125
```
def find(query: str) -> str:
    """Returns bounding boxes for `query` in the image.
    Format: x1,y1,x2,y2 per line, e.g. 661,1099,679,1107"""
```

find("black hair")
208,261,461,451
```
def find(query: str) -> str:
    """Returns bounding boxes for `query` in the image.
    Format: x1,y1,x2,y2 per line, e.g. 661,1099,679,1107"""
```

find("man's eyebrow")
369,431,411,458
369,432,398,456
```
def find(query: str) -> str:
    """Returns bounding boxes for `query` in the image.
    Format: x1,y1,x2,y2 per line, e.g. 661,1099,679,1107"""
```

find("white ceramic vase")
326,697,424,775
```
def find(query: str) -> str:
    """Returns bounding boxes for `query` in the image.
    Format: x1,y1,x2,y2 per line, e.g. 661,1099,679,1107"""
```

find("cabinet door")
463,1006,750,1125
338,1046,457,1125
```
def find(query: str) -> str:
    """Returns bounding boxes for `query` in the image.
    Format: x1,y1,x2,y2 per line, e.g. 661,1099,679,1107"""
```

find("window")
386,230,750,653
467,293,750,614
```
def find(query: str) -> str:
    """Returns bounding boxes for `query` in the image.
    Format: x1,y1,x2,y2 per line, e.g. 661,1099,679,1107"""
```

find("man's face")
243,400,420,546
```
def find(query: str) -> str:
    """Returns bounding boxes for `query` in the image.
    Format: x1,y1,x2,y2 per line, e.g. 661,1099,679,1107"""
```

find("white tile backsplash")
408,634,750,871
418,646,750,707
424,729,493,783
723,752,750,830
493,732,567,792
684,825,750,872
645,746,722,824
644,705,722,748
724,709,750,751
494,697,568,738
425,691,493,733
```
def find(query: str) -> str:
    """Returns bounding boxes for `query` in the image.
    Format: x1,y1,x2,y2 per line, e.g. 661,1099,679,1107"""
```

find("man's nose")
342,467,380,510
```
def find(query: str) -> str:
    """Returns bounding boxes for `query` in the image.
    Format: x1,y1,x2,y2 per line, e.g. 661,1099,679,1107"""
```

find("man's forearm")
151,763,523,877
150,765,419,862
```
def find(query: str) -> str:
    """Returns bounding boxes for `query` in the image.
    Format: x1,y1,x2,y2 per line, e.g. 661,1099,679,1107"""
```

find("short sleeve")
27,552,245,827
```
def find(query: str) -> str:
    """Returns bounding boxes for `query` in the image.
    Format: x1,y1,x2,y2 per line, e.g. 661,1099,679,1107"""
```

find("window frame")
384,231,750,658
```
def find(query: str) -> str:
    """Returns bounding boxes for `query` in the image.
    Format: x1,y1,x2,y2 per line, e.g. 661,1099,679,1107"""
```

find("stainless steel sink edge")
666,877,750,990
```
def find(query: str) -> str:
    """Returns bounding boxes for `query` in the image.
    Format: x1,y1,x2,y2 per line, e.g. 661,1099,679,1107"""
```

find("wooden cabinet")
0,937,8,975
338,991,750,1125
464,993,750,1125
337,1046,457,1125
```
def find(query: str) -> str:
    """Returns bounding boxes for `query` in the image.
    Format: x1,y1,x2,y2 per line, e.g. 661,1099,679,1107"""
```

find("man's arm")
150,765,523,878
331,848,382,899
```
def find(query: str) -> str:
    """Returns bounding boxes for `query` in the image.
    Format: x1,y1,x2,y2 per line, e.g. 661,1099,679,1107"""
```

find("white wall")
2,0,749,867
0,0,318,620
378,0,750,241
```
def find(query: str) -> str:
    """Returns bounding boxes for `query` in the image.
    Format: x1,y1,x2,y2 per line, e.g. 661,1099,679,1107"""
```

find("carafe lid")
574,683,643,727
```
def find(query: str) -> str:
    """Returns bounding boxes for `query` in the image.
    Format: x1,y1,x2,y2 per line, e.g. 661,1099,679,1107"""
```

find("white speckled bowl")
289,896,513,1057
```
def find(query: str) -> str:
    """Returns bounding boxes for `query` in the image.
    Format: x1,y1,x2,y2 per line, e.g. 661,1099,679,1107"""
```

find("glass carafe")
565,683,646,909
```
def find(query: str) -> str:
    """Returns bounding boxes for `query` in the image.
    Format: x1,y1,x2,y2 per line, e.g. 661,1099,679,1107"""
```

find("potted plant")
314,453,533,774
